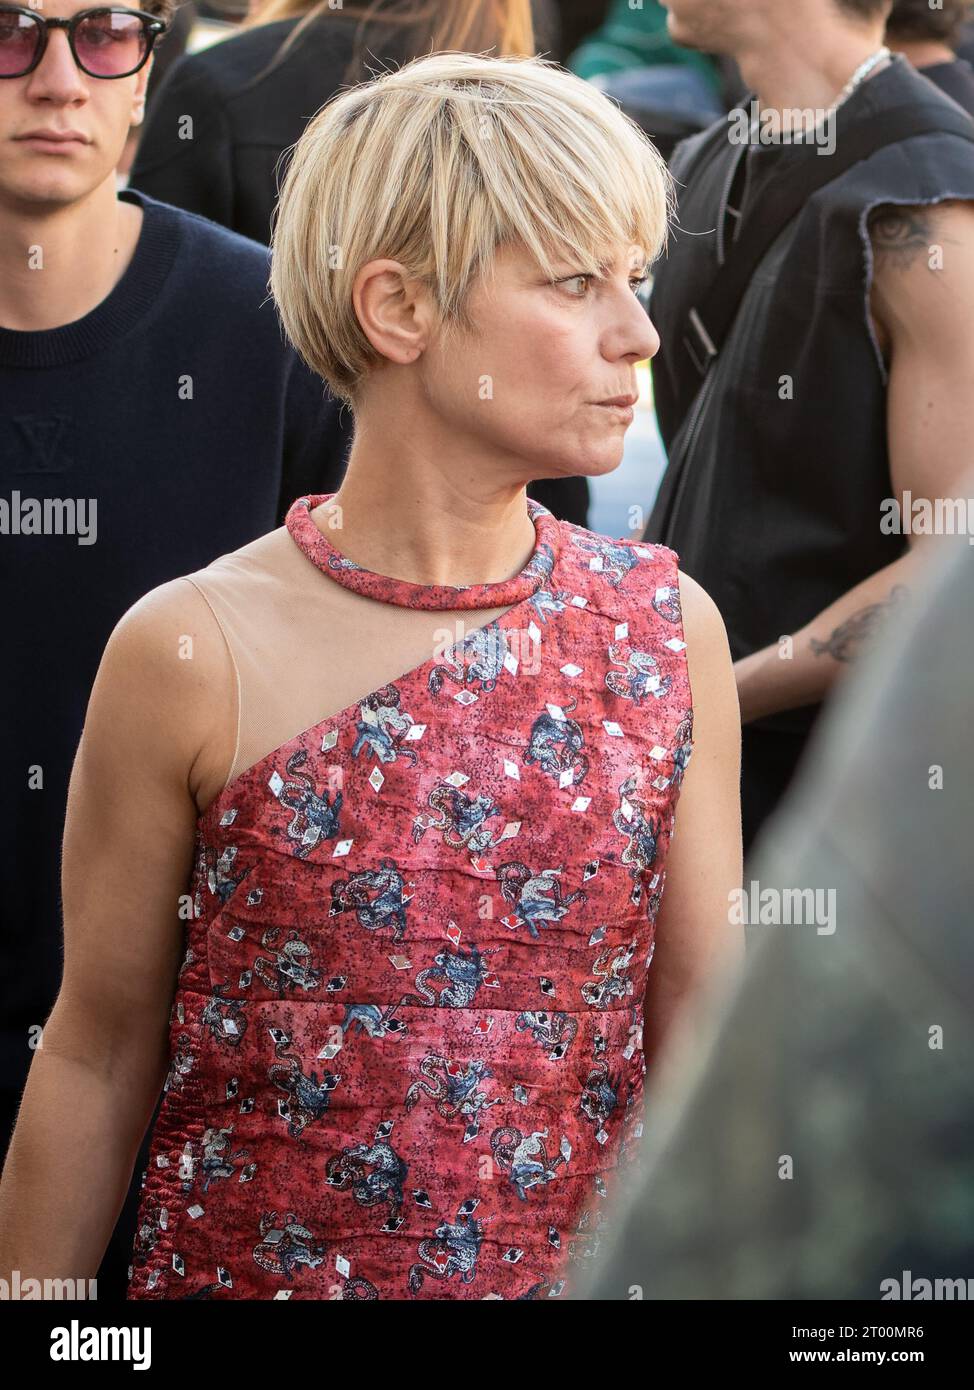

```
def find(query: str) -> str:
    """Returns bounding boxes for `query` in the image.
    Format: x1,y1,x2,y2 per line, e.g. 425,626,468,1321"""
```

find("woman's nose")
641,311,662,361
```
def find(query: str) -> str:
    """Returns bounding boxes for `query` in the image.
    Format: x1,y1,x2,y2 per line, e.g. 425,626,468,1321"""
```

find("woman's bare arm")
642,569,745,1070
0,579,234,1284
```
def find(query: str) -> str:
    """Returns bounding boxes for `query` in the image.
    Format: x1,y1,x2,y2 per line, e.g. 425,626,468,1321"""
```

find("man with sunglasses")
0,0,352,1297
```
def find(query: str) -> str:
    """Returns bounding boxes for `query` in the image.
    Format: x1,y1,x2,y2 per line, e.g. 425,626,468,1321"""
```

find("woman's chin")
576,446,627,478
521,442,626,484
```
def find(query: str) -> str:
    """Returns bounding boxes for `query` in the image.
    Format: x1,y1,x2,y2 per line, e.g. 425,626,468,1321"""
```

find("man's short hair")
146,0,177,24
833,0,894,23
886,0,973,45
269,52,673,406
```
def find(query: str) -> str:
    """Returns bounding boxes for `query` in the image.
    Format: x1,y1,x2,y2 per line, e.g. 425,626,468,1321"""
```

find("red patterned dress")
127,492,693,1300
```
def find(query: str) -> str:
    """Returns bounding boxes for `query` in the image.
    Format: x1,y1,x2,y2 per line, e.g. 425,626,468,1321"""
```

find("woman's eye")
561,275,591,296
556,272,649,297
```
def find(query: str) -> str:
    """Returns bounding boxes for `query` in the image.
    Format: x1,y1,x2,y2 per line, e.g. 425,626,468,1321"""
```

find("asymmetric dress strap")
180,493,561,793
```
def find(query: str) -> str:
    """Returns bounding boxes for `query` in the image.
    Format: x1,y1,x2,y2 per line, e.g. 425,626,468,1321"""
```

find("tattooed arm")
735,561,924,722
869,199,974,508
735,199,974,723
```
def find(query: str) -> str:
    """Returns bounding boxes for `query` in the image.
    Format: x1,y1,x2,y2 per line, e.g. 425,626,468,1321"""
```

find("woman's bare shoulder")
101,575,231,689
675,568,739,730
676,568,730,654
84,575,236,786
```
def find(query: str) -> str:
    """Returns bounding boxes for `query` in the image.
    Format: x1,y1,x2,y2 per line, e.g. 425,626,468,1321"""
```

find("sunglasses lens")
0,13,40,76
75,11,148,77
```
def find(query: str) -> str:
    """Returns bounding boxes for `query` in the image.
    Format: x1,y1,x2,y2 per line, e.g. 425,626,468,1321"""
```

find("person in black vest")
643,0,974,853
886,0,974,115
0,0,351,1294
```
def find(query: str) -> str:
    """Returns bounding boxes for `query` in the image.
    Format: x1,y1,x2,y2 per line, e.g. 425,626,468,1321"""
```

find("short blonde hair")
269,52,674,406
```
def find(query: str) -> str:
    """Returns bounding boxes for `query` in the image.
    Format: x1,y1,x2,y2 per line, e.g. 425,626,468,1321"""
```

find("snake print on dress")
126,494,693,1301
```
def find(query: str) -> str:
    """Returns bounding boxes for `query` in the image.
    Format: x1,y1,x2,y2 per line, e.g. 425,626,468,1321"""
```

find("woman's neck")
324,452,540,591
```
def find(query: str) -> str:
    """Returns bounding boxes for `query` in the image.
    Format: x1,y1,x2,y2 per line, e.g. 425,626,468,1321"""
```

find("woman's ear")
352,258,433,366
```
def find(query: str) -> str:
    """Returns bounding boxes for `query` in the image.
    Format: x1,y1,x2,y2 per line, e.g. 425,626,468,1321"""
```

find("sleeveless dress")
126,492,694,1300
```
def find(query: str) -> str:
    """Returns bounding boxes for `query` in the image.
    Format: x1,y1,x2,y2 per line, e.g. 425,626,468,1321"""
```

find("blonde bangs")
269,53,674,405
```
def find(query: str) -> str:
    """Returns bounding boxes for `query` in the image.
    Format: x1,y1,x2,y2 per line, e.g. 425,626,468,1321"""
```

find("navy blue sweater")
0,188,352,1091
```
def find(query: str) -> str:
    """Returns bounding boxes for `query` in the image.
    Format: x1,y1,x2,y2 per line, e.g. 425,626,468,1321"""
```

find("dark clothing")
143,0,198,105
0,187,351,1096
1,186,351,1297
555,0,612,61
131,16,364,245
525,475,590,528
132,6,559,246
577,530,974,1299
129,13,590,527
919,57,974,116
643,55,974,849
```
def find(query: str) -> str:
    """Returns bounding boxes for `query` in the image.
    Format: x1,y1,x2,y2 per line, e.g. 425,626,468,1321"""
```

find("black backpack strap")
683,102,974,380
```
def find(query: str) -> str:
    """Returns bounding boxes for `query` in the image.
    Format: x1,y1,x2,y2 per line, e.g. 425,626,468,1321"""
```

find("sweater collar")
0,187,181,369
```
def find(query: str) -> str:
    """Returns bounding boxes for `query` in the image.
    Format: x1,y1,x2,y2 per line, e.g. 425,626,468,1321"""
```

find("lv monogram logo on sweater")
11,415,72,474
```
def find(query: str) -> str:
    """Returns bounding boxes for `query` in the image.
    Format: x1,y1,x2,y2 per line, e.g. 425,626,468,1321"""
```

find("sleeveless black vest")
645,55,974,742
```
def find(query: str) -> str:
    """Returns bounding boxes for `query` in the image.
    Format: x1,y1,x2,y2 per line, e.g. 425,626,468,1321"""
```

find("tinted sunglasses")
0,5,168,79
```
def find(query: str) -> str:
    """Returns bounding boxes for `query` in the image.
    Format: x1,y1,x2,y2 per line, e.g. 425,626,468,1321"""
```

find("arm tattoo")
868,206,934,271
810,585,909,662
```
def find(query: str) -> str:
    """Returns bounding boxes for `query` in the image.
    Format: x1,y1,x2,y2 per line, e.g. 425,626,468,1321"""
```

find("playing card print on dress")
127,494,693,1301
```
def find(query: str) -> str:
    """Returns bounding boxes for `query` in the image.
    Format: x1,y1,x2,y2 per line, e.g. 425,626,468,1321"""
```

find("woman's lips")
591,401,635,422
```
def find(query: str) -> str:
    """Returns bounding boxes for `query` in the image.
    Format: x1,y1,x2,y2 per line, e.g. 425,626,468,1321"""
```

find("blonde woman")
128,0,588,524
0,54,743,1300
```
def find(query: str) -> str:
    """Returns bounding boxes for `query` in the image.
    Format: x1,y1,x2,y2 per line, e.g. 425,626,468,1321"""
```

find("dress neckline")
284,491,562,610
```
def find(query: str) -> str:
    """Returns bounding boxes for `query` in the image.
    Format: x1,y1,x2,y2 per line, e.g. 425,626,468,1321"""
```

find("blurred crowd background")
3,0,972,1305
